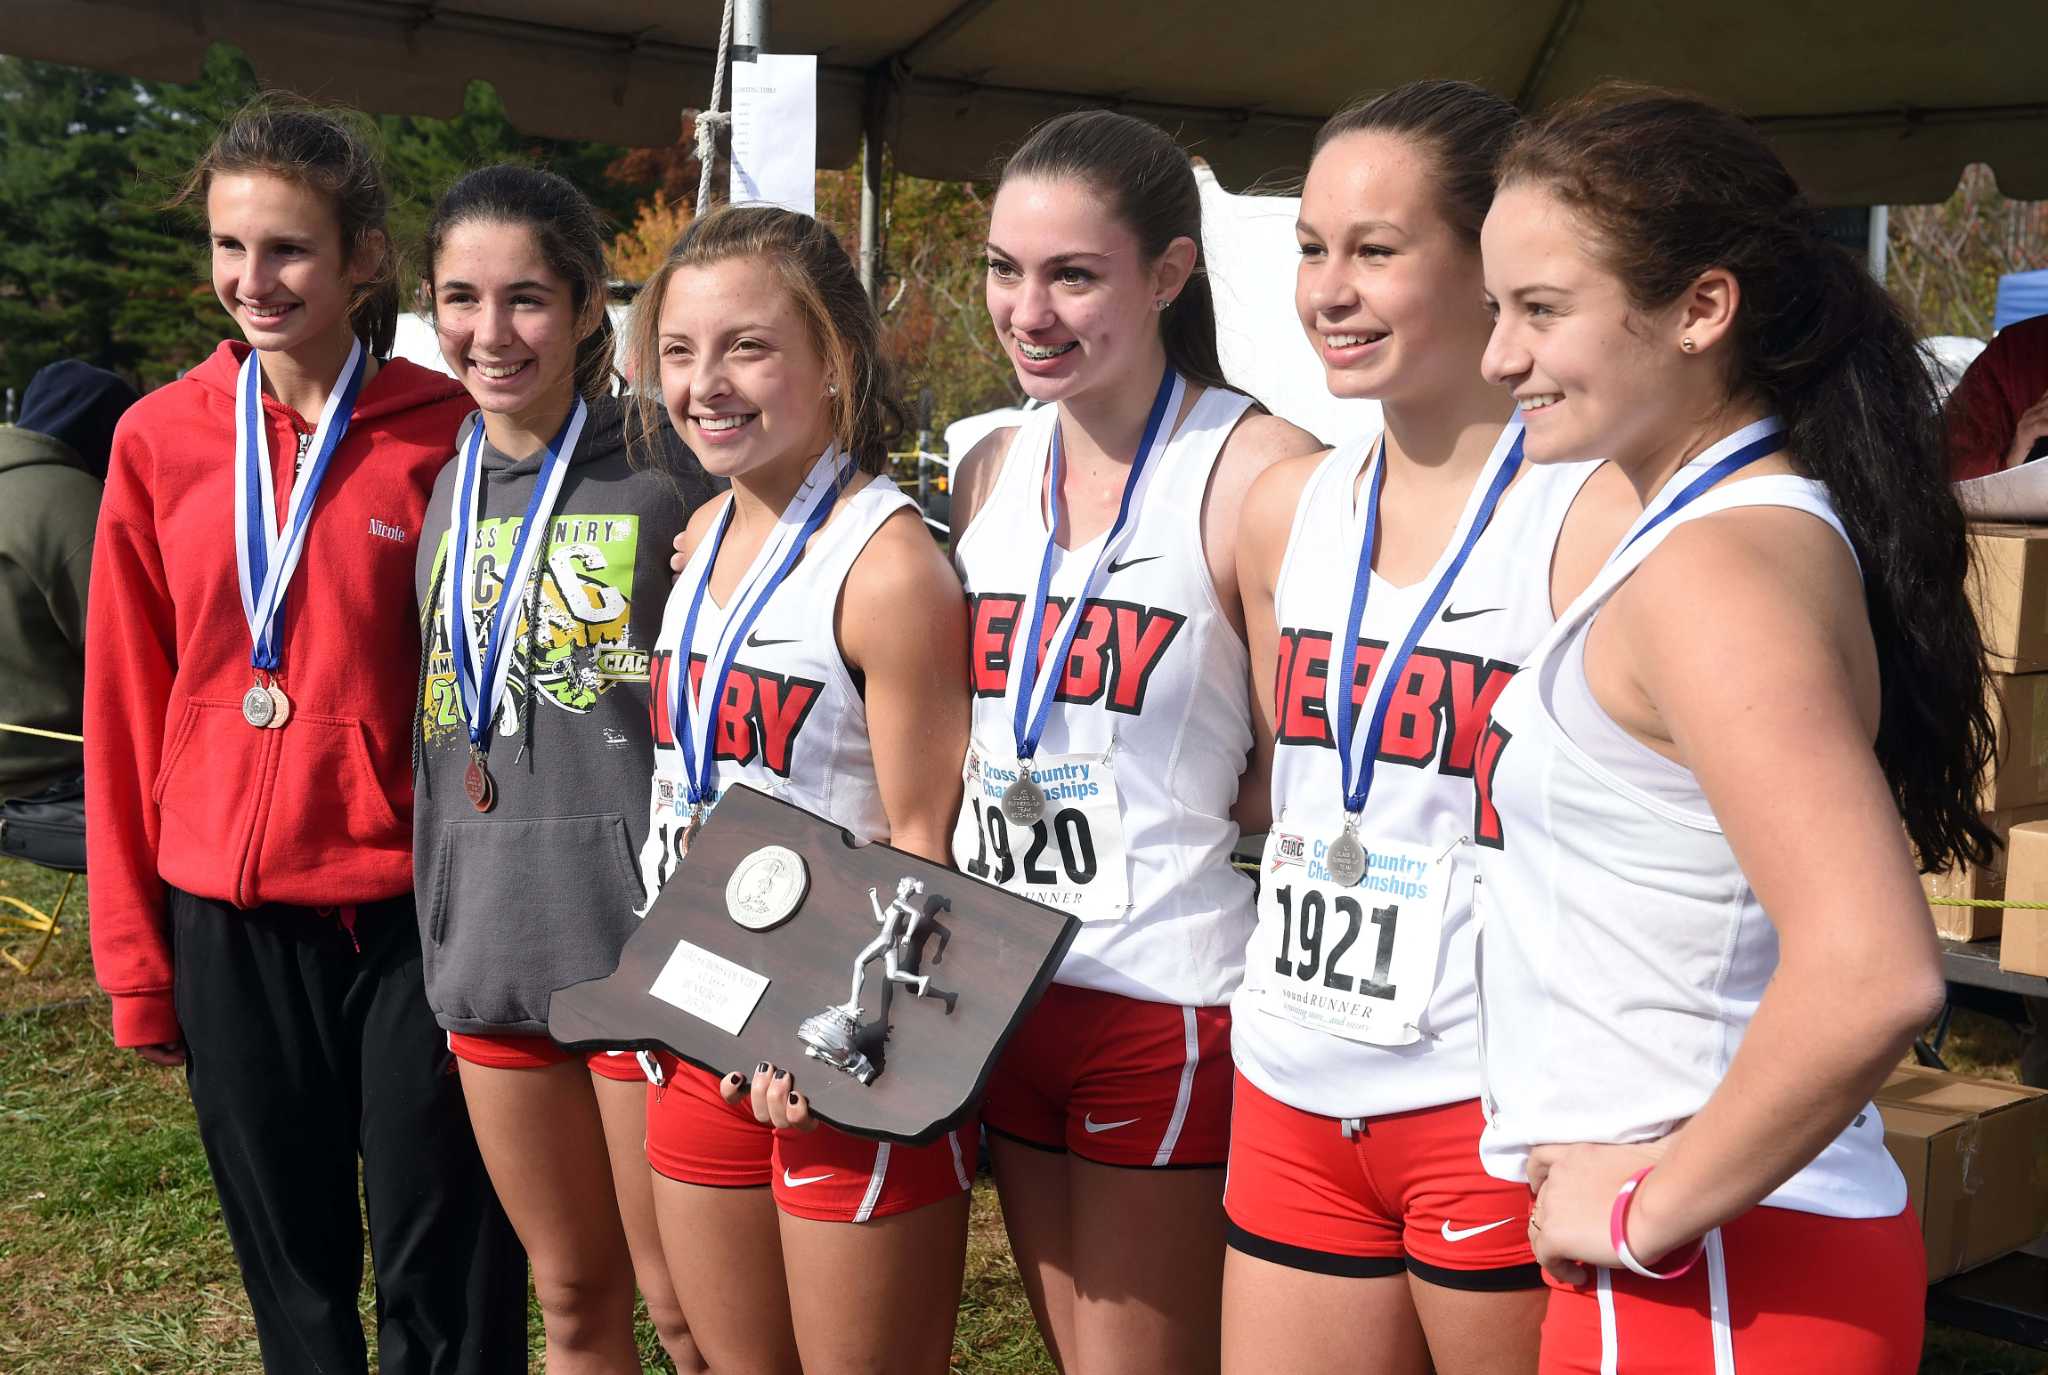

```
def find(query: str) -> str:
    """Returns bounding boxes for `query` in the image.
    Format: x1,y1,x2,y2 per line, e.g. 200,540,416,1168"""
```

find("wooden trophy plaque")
549,784,1079,1144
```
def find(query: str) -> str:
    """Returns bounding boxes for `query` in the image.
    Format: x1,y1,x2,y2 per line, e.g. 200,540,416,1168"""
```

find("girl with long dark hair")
1474,85,1989,1372
947,109,1321,1374
413,163,715,1374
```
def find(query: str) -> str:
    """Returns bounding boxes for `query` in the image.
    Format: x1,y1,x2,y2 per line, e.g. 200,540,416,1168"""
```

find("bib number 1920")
1270,884,1398,1000
964,797,1097,887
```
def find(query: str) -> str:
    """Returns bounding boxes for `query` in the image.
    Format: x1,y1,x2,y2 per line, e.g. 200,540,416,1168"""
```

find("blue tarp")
1995,270,2048,334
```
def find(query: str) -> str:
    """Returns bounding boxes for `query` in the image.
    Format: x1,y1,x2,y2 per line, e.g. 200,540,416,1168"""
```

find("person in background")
0,360,136,798
1945,312,2048,479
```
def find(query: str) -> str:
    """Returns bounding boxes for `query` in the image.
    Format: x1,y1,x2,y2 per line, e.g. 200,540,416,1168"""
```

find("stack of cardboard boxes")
1928,525,2048,962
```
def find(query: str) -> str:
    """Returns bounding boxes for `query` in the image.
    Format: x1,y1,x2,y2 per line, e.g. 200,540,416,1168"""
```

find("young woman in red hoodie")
85,102,525,1374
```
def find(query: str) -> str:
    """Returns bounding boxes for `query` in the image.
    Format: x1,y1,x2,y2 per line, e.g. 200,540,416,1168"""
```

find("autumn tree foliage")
1890,164,2048,339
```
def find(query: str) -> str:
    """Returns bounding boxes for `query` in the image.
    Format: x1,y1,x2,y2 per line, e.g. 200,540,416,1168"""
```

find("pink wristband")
1609,1166,1704,1280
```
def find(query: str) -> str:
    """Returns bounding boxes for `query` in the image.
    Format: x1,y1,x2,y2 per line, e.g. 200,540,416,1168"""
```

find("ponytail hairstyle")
1312,79,1521,247
997,110,1231,393
172,97,399,358
424,164,617,403
1501,83,1994,871
627,204,906,475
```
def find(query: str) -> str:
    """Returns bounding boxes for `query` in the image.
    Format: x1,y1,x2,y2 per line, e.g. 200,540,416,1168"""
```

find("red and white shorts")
644,1058,974,1224
1539,1204,1924,1373
981,983,1232,1168
1224,1072,1540,1287
446,1031,649,1083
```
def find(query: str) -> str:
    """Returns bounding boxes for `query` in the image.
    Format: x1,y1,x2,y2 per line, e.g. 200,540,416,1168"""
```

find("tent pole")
732,0,766,60
1866,205,1889,284
860,69,885,304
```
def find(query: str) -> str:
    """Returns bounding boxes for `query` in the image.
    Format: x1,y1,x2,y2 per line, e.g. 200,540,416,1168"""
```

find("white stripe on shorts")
1151,1006,1200,1167
947,1128,970,1192
1706,1228,1735,1374
1596,1267,1618,1375
854,1141,892,1223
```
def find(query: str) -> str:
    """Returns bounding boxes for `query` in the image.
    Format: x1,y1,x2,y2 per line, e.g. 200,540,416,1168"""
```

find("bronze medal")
265,682,292,730
463,755,496,813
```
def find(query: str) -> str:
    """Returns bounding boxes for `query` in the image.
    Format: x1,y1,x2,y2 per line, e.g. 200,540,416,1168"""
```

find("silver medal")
242,682,277,728
725,845,809,932
1326,825,1367,887
1001,771,1047,827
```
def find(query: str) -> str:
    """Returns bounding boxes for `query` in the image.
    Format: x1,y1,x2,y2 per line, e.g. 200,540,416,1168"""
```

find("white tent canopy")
9,0,2048,205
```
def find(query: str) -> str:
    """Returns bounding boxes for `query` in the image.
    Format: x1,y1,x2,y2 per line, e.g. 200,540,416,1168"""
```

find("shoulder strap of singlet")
1272,431,1376,608
955,406,1058,553
1532,474,1850,673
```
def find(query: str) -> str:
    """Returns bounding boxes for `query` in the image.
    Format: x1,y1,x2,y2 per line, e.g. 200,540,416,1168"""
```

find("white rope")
694,0,736,213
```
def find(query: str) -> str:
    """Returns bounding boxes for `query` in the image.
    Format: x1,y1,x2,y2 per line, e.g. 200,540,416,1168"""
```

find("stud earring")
826,382,839,396
1154,298,1172,311
1680,336,1697,353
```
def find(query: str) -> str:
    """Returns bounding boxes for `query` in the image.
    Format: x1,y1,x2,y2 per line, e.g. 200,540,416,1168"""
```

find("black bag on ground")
0,774,86,873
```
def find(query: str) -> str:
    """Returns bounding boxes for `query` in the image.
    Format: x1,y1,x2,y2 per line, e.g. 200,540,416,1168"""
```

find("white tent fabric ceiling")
8,0,2047,203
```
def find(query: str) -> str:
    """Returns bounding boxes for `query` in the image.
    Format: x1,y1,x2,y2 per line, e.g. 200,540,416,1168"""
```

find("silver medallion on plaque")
725,845,809,932
241,682,277,728
1001,769,1046,827
1326,826,1367,888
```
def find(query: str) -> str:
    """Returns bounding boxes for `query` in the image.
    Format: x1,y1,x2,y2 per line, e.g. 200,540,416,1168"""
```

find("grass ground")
0,853,2040,1373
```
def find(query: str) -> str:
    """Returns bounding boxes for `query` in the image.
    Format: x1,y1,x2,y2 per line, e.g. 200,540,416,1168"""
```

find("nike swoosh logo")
746,632,800,648
1107,555,1160,575
1082,1114,1140,1134
1440,1217,1514,1242
781,1169,833,1188
1440,606,1502,623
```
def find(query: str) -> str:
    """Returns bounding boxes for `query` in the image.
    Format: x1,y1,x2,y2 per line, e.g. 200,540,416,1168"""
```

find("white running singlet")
637,470,915,905
1231,427,1600,1119
952,387,1257,1008
1472,464,1905,1218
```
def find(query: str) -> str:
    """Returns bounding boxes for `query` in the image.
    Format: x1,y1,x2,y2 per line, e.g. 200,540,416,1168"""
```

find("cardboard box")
1985,672,2048,811
2001,821,2048,974
1923,805,2048,940
1876,1064,2048,1281
1971,524,2048,673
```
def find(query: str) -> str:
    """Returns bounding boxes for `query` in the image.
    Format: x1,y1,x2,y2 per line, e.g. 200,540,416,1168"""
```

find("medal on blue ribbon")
666,444,848,846
1324,420,1525,886
1005,366,1184,826
443,399,590,811
232,338,369,729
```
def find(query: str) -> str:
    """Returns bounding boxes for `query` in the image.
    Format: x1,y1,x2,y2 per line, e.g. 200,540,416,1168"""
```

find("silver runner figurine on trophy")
796,877,957,1083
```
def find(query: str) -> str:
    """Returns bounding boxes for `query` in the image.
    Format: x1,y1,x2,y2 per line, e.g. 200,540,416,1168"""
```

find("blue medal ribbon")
1011,365,1182,771
444,398,589,754
668,446,848,813
233,338,369,671
1330,421,1525,820
1622,418,1785,552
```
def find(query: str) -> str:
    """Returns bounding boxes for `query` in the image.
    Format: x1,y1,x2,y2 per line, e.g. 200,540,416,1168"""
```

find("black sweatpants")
170,888,527,1375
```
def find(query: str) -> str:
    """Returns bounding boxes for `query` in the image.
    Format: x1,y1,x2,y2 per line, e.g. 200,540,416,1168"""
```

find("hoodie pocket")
421,811,646,1029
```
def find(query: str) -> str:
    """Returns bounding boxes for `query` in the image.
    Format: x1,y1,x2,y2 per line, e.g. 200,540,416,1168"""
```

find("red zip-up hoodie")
86,341,470,1047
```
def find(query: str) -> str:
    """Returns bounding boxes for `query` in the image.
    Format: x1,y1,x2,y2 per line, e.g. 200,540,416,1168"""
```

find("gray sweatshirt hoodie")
412,396,716,1035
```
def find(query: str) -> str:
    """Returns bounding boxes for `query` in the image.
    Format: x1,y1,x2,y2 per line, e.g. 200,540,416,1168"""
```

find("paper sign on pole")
730,53,817,215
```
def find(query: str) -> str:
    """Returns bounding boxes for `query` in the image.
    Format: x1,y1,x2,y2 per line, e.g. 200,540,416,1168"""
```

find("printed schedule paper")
730,53,817,215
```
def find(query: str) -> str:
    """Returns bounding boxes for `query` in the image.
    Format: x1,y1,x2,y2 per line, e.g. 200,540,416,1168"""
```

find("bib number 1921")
1270,884,1398,1000
964,796,1097,887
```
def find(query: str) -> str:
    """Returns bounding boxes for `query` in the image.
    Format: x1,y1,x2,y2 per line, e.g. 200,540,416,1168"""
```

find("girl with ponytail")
414,163,717,1373
947,109,1321,1374
1473,84,1987,1372
86,100,528,1372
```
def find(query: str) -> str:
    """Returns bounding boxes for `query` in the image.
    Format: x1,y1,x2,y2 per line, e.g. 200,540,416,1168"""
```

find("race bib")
1245,827,1455,1047
953,742,1131,922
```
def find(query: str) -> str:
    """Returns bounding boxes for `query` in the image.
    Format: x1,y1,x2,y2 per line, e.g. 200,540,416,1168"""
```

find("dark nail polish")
773,1069,789,1082
756,1061,770,1074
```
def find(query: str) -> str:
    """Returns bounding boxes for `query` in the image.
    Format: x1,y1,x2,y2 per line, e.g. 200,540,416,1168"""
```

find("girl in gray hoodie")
411,165,715,1374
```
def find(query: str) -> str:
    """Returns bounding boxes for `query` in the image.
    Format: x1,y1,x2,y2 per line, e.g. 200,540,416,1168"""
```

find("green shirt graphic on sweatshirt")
421,512,645,743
